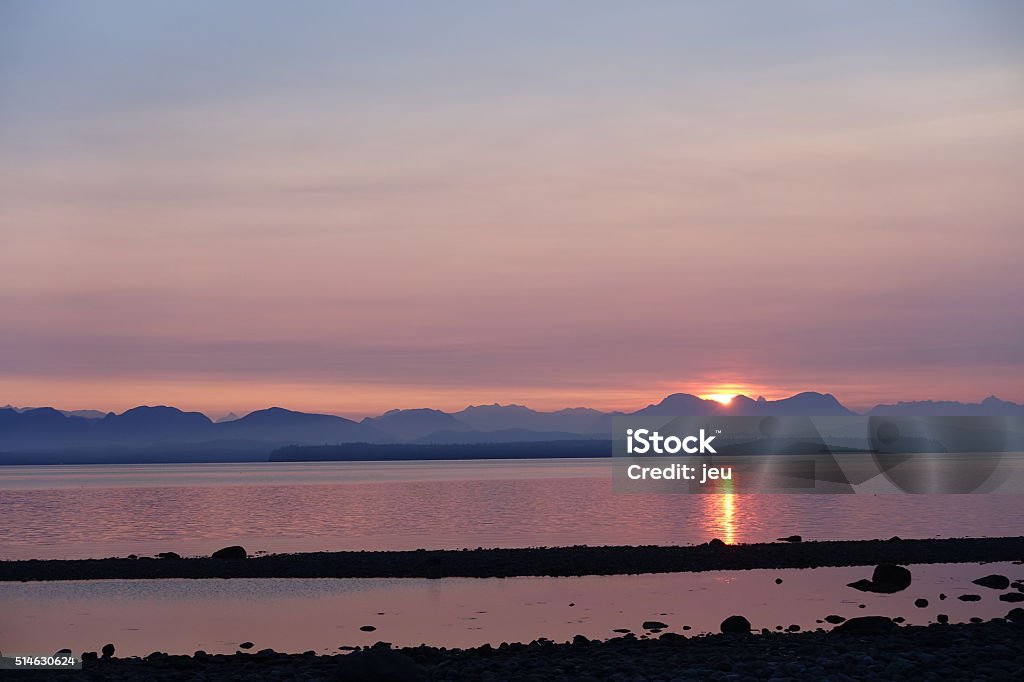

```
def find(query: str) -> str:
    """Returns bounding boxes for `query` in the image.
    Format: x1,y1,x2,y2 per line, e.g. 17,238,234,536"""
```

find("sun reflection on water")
706,478,738,544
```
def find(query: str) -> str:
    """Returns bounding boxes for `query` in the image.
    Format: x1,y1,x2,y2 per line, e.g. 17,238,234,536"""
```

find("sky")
1,1,1023,418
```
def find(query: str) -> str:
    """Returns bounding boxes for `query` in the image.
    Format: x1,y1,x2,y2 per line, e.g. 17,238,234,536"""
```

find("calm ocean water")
2,458,1023,560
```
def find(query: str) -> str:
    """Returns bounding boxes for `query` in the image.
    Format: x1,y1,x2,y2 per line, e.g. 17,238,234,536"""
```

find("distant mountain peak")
120,404,185,414
363,408,470,442
238,406,349,422
461,403,532,412
869,396,1023,416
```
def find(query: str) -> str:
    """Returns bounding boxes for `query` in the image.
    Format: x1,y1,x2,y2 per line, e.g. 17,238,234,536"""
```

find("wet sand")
3,536,1023,581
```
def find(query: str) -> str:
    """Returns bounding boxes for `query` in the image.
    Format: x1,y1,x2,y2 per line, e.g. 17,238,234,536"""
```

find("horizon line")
4,390,1015,422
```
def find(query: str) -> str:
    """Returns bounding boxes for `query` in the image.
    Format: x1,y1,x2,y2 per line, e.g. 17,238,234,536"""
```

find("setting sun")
703,393,736,405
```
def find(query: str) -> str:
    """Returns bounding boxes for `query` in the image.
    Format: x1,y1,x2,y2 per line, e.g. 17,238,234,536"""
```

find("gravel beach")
4,618,1022,681
3,536,1023,581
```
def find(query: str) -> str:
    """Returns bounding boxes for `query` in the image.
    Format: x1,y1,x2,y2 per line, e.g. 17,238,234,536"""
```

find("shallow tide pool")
2,562,1021,656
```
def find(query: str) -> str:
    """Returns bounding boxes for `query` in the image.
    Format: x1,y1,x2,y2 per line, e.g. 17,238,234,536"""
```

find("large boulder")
871,564,912,592
832,616,898,635
847,564,911,593
211,546,247,559
720,615,751,634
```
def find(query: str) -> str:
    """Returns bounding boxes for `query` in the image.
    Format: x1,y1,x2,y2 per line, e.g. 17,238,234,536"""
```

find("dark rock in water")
893,617,905,623
335,648,426,682
642,621,668,630
127,554,138,560
915,598,929,608
612,628,631,634
937,614,949,624
708,538,726,548
720,615,751,634
832,616,898,635
101,643,115,659
212,546,247,559
775,578,783,584
848,565,911,593
239,642,254,650
939,593,947,600
81,652,98,661
360,625,377,632
847,579,875,592
571,635,589,646
888,536,902,542
1006,607,1024,623
958,594,981,602
970,617,983,623
157,552,181,560
858,604,866,609
659,632,686,643
682,625,691,631
973,574,1010,590
871,564,912,592
777,535,802,543
786,624,800,632
999,592,1024,602
824,615,846,624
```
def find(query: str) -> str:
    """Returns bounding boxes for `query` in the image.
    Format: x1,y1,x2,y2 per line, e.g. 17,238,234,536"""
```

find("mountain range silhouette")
2,392,1022,464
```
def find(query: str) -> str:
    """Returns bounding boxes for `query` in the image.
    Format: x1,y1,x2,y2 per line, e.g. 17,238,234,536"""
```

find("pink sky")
1,3,1022,418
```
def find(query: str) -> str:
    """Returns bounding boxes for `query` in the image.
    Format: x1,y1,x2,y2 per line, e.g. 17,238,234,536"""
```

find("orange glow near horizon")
3,374,1016,421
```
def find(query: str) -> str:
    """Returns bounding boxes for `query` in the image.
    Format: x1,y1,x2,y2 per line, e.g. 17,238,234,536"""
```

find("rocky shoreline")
5,617,1023,680
3,536,1024,581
